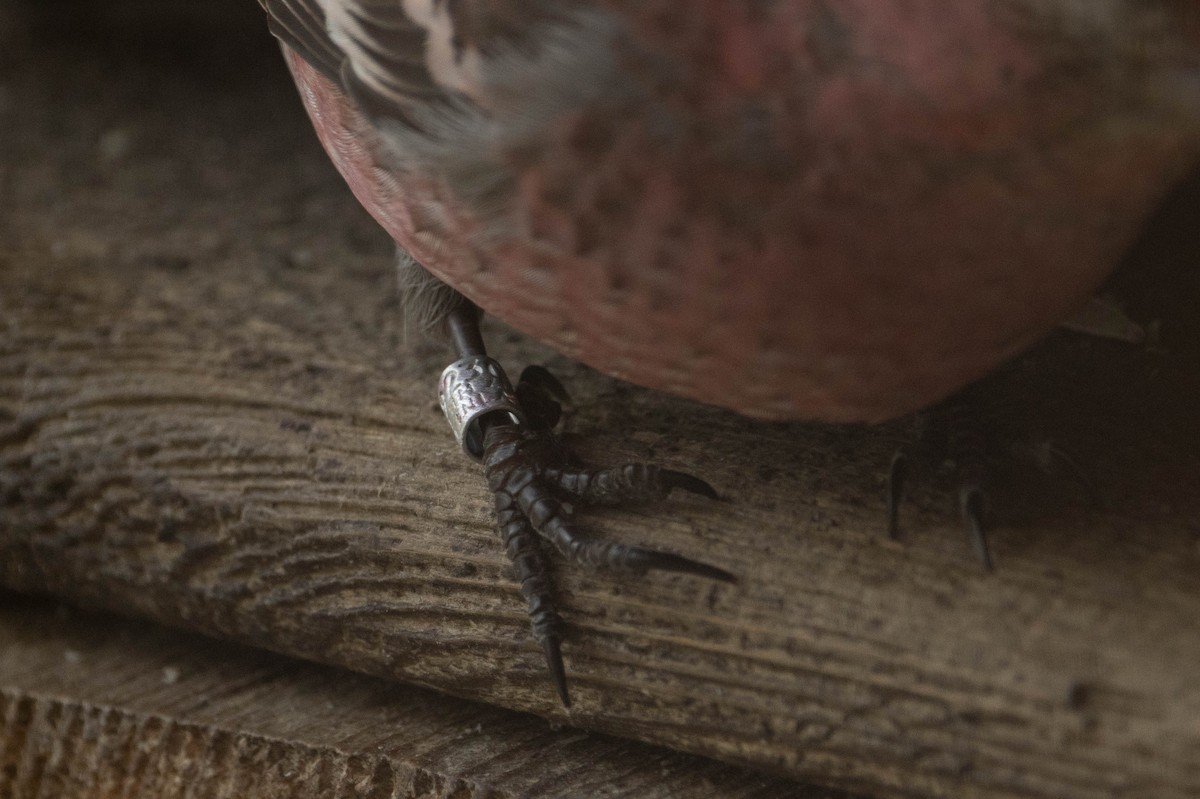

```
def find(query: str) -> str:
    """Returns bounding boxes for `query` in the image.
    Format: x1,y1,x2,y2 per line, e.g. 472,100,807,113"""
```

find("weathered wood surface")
0,593,829,798
3,3,1200,798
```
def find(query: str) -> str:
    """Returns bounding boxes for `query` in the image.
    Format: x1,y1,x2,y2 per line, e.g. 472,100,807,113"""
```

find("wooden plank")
3,3,1200,798
0,593,830,798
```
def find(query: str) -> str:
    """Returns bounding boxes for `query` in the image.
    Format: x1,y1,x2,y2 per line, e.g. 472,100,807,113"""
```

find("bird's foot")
440,355,733,706
888,442,992,570
885,387,1095,571
886,392,994,569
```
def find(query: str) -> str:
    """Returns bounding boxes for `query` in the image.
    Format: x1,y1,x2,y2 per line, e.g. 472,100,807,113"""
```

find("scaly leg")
438,302,733,705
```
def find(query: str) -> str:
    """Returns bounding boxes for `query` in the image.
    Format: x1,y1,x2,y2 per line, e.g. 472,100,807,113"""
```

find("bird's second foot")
885,386,1096,571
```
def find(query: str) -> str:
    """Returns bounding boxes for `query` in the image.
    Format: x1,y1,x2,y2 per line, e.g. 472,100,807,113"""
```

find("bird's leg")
438,303,733,707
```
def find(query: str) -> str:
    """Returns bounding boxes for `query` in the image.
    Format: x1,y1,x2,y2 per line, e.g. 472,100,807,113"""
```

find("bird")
256,0,1200,705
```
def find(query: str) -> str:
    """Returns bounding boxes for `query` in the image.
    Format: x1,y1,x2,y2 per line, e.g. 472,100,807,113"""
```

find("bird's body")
269,0,1199,422
260,0,1199,704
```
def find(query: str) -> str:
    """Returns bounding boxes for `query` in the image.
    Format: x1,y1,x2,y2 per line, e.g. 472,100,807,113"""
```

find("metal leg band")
439,355,524,460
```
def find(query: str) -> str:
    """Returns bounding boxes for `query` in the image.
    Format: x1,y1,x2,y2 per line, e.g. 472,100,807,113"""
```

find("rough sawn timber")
2,3,1200,799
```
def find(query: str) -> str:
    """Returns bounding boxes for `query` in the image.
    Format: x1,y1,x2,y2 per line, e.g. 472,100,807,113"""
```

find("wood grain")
0,593,832,798
2,3,1200,798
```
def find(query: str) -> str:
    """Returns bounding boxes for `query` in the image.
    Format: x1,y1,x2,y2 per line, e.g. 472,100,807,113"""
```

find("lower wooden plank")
0,594,837,798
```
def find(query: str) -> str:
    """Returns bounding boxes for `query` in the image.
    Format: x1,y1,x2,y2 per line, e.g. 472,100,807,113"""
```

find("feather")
259,0,344,83
262,0,626,234
394,246,470,338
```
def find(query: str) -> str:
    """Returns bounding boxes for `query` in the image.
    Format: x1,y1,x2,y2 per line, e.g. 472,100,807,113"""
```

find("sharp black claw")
638,550,737,583
660,469,720,500
886,450,909,540
543,637,570,707
960,485,992,571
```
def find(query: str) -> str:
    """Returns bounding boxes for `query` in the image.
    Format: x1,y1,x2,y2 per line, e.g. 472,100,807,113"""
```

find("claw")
543,637,570,707
886,450,909,540
524,488,736,584
960,484,992,571
546,463,719,506
628,548,737,583
660,469,719,500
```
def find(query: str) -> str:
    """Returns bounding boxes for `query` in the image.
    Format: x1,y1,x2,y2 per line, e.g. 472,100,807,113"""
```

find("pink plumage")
271,1,1199,422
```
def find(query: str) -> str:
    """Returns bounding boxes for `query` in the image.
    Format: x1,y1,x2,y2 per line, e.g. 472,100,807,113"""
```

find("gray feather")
395,247,470,337
261,0,626,234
